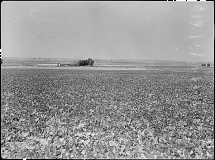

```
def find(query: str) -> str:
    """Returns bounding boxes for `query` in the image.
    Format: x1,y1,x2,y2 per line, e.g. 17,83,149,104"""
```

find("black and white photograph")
1,1,214,159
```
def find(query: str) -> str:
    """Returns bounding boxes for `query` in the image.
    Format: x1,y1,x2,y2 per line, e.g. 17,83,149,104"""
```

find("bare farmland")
1,67,214,159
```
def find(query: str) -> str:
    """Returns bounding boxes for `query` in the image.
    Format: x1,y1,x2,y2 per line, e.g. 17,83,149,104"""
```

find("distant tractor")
207,63,210,67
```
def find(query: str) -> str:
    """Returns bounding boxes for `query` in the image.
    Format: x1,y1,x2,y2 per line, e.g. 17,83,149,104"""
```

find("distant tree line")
78,58,94,66
57,58,94,67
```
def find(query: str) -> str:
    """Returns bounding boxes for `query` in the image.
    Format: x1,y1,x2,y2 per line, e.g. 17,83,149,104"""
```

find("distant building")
201,63,211,67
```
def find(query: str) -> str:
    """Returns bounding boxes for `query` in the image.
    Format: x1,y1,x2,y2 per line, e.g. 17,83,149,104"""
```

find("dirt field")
1,58,214,159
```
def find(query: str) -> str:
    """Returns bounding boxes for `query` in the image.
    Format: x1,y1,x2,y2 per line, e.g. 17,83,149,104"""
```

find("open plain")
1,58,214,159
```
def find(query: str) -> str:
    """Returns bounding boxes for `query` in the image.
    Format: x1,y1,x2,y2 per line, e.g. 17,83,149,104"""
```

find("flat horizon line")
1,56,214,63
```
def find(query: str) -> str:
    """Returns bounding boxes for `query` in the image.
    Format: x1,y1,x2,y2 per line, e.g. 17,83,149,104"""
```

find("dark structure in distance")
201,63,211,67
57,58,94,67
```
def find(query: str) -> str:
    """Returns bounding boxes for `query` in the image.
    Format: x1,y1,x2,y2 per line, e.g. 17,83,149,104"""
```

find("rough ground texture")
1,67,214,159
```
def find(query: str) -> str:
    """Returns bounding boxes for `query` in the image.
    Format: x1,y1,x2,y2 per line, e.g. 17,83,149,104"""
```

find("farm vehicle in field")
57,58,94,67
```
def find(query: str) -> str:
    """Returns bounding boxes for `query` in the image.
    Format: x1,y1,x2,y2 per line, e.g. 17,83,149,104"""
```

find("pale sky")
1,1,214,61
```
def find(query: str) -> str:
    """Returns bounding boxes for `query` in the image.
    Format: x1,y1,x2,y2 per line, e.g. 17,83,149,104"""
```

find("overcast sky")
1,2,214,61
